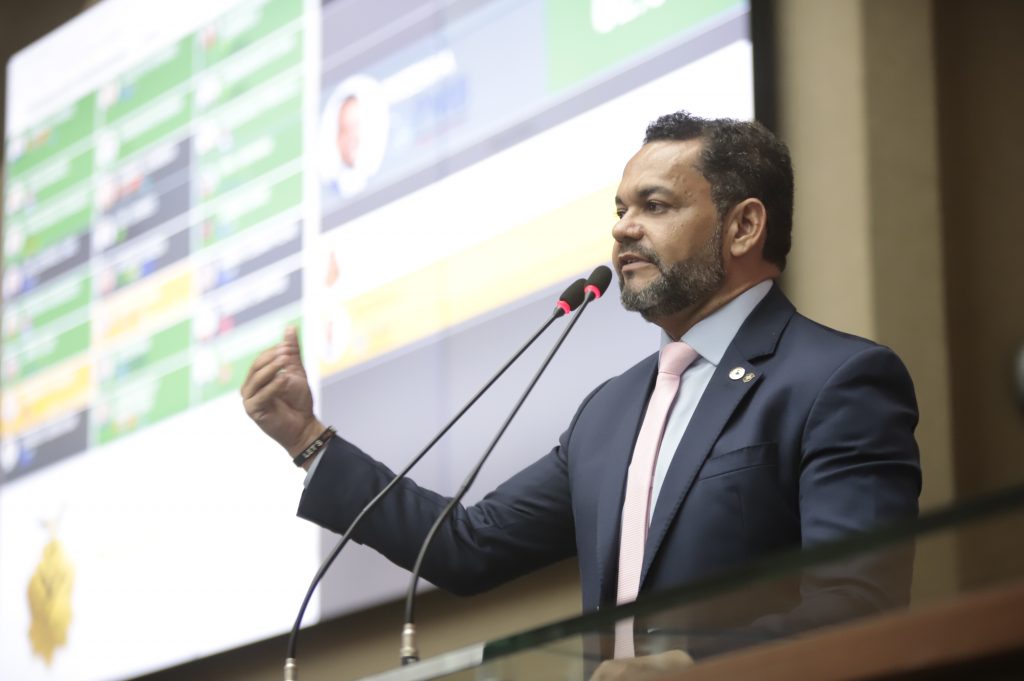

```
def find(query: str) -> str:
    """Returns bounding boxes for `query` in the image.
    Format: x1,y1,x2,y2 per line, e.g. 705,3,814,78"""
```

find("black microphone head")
584,265,613,300
555,278,586,316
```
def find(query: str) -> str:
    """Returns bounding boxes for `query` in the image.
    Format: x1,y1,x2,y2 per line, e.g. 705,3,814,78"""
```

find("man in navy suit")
243,111,920,676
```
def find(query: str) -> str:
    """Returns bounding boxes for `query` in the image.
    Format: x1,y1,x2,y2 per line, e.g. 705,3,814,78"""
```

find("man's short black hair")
644,111,794,270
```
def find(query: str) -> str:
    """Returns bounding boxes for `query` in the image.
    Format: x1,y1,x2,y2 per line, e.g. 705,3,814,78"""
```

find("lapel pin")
742,372,755,383
728,367,745,380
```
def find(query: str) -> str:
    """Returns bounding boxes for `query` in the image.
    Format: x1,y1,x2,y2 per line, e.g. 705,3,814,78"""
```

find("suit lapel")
640,364,762,582
595,353,658,605
640,286,796,586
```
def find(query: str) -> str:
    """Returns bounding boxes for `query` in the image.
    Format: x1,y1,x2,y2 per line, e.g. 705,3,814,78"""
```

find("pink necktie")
614,341,698,658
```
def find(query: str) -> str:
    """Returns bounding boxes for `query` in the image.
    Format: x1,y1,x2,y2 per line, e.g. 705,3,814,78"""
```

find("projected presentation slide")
0,0,753,679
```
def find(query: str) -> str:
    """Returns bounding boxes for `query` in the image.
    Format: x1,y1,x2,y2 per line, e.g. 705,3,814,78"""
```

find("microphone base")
400,623,419,665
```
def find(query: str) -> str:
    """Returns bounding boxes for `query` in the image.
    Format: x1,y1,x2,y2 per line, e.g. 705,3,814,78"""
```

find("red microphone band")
584,284,603,299
556,300,572,315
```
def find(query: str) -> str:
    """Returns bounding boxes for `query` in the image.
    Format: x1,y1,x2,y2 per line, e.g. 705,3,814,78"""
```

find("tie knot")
659,341,697,376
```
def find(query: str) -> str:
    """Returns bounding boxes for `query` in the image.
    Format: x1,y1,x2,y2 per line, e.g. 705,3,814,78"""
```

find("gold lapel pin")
742,372,756,383
728,367,745,380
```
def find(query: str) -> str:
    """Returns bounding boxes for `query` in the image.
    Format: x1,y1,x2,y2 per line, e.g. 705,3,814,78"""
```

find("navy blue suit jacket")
298,285,921,613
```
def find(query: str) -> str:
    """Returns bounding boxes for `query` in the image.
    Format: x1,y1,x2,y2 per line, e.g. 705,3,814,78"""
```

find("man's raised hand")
241,326,326,460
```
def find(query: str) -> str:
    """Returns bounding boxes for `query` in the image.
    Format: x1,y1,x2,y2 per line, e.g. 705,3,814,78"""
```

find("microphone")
283,277,587,680
583,264,612,302
399,265,612,665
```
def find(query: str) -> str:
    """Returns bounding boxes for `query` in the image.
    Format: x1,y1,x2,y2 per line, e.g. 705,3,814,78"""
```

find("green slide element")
5,93,95,180
6,148,94,226
5,320,90,383
199,117,301,199
197,27,302,113
5,190,91,266
101,37,193,126
113,90,192,164
196,0,303,69
199,170,301,247
199,78,301,163
95,365,191,444
97,320,192,391
545,0,743,92
2,274,91,345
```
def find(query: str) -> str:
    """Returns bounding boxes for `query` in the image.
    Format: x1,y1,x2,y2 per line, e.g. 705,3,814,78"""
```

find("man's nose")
612,212,643,243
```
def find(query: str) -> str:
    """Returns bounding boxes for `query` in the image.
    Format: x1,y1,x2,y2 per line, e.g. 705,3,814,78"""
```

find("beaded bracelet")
292,426,336,467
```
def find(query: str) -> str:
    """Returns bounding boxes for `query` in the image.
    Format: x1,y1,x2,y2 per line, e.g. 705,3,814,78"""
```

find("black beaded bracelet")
292,426,336,467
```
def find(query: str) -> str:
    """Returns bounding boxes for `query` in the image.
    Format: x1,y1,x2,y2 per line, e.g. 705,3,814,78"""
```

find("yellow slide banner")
319,183,615,375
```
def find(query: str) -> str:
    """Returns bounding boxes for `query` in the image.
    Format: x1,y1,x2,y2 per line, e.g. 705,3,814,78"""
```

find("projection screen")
0,0,753,679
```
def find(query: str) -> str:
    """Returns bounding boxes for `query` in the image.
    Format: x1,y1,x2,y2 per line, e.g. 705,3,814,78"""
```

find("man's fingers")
242,327,302,394
241,353,286,401
240,327,316,451
241,387,273,422
242,363,295,418
244,345,280,387
282,326,302,361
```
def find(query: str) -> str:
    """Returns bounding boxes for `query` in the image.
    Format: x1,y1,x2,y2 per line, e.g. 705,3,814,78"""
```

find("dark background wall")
934,0,1024,500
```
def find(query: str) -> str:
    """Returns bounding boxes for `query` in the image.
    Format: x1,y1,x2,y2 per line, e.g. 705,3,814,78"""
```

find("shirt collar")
660,279,774,367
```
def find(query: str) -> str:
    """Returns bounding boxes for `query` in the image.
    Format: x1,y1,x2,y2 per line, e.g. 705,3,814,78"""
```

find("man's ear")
726,198,768,258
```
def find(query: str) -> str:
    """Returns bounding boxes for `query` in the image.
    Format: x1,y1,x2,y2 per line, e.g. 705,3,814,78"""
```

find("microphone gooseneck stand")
283,278,587,680
399,266,611,665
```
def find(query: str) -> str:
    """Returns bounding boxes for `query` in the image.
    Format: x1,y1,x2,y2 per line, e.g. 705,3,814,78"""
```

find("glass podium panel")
360,484,1024,681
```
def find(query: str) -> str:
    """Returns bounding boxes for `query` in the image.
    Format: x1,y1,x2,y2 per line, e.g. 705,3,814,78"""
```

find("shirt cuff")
302,447,325,487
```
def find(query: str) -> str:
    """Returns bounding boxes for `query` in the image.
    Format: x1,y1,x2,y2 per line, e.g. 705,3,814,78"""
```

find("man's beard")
617,226,725,322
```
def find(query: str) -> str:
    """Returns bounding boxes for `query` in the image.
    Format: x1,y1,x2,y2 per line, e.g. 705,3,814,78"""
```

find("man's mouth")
617,252,656,273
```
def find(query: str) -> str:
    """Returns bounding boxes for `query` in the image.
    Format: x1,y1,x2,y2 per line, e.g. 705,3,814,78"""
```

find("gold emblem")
743,372,756,383
728,367,745,380
27,525,74,665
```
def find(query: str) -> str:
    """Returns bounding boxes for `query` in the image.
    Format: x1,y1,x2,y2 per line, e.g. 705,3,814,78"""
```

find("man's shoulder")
785,311,886,353
770,307,914,395
757,285,901,361
733,285,913,392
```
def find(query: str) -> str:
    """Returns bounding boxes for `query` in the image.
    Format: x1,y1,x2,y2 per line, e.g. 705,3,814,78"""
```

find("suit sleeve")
295,401,591,596
732,345,921,648
799,343,922,550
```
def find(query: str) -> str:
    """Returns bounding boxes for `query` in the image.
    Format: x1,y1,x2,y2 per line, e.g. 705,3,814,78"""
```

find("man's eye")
615,208,626,219
646,201,664,213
